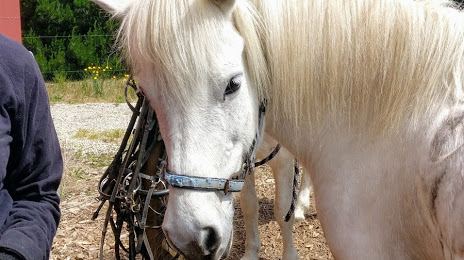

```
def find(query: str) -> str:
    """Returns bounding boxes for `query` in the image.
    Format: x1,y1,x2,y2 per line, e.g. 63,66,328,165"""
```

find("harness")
93,78,297,260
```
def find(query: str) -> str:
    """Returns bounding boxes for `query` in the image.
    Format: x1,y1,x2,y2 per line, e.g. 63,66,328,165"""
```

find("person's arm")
0,35,63,260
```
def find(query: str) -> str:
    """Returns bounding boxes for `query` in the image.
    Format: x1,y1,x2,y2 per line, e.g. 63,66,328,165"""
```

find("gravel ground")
50,103,332,260
51,103,133,155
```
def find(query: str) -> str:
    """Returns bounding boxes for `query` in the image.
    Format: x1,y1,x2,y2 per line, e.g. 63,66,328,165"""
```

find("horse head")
90,0,265,258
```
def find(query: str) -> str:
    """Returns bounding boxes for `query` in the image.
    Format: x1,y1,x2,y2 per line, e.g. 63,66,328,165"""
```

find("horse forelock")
117,0,221,103
116,0,269,108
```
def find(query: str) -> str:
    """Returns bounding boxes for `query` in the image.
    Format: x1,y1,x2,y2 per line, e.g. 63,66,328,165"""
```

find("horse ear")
90,0,133,19
213,0,237,16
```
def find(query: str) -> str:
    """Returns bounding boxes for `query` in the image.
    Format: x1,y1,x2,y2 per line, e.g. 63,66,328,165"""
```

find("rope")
254,145,281,167
284,160,300,222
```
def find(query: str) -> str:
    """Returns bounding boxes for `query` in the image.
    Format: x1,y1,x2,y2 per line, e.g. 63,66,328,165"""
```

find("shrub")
21,0,127,81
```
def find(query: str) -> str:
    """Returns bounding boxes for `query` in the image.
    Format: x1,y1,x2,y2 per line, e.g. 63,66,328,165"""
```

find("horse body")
269,116,446,259
312,113,464,260
91,0,464,259
265,93,464,259
257,1,464,258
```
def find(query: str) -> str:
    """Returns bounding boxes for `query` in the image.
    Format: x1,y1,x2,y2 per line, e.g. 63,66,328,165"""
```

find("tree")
21,0,124,81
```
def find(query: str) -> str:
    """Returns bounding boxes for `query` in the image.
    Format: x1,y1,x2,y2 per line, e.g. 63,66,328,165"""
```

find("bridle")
164,100,279,194
94,78,292,260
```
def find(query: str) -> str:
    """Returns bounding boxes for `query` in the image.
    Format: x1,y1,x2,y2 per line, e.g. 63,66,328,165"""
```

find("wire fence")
23,34,130,80
22,34,115,39
40,69,128,75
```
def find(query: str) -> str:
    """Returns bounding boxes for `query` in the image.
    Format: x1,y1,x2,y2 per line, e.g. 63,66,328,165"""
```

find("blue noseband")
164,172,245,194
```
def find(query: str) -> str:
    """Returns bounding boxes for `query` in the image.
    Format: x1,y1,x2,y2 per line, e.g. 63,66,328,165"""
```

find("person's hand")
0,248,25,260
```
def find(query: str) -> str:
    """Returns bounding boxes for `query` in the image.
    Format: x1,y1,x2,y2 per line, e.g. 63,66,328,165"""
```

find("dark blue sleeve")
0,35,63,260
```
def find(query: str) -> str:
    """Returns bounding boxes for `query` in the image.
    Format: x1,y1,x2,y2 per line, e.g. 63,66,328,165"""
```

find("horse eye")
224,75,242,96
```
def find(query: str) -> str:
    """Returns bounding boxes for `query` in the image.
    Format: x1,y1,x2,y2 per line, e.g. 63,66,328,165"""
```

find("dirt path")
49,103,332,260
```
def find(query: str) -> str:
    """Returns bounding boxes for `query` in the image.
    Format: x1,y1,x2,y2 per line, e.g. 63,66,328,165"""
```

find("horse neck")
253,0,464,151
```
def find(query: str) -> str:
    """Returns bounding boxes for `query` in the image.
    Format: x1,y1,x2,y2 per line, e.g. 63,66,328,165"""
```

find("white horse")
92,0,464,259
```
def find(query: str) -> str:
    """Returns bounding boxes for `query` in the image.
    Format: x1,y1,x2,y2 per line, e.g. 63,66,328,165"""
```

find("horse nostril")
201,226,220,255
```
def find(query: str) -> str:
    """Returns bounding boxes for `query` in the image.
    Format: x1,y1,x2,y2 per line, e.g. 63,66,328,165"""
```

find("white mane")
243,0,464,135
117,0,464,135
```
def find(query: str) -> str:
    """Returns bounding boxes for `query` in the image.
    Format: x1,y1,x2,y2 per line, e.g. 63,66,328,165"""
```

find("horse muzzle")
164,225,231,260
162,186,234,260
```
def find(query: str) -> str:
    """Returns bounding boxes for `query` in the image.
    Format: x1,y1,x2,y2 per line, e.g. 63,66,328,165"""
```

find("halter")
164,100,270,194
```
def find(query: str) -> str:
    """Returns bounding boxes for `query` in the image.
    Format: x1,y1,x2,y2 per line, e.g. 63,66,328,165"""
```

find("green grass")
84,153,114,168
46,78,137,104
74,129,125,143
74,149,114,168
69,167,86,180
71,129,122,168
